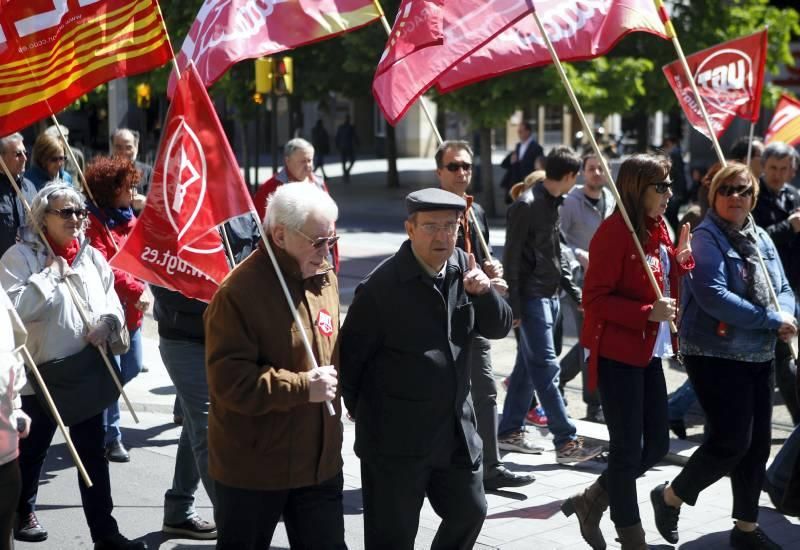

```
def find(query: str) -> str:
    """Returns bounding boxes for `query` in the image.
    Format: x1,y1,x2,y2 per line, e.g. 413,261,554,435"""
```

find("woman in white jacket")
0,286,29,550
0,183,143,550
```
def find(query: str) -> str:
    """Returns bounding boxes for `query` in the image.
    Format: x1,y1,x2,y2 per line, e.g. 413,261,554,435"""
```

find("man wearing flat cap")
340,188,513,549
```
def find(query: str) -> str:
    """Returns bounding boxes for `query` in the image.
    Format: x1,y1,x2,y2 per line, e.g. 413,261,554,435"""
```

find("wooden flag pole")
16,345,93,487
530,9,677,333
251,213,336,417
746,122,757,168
0,156,139,423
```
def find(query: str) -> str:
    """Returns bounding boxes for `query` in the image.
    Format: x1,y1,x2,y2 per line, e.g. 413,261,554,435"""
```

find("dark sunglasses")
49,156,67,162
293,228,340,249
649,181,673,194
13,151,26,159
47,207,88,220
445,162,472,172
718,185,754,198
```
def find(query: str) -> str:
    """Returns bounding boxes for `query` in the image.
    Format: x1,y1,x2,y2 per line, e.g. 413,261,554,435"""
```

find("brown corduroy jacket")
204,239,343,491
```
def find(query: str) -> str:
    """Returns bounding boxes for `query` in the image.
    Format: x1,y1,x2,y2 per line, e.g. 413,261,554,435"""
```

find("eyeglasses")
293,228,339,249
46,207,88,220
13,150,26,159
49,156,67,163
444,162,472,173
718,185,754,198
649,180,673,194
418,221,461,236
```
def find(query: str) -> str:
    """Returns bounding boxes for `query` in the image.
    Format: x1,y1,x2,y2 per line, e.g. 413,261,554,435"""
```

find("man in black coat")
0,133,36,256
500,119,543,202
340,188,513,550
435,140,537,491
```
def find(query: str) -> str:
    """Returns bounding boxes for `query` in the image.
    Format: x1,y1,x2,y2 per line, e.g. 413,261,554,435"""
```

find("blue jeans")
667,377,698,421
103,328,142,446
499,296,577,449
160,337,215,524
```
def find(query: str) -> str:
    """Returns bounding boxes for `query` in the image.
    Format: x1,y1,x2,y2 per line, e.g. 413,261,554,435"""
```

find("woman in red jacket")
84,157,148,463
562,154,693,550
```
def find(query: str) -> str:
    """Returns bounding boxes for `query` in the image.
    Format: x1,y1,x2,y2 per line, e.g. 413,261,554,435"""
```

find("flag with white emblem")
111,63,257,302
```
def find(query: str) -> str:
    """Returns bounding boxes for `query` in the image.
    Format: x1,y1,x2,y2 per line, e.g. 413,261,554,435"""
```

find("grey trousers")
469,335,501,472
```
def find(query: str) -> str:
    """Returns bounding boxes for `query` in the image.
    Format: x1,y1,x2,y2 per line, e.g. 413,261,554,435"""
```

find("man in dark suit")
111,128,152,208
0,133,36,256
340,188,513,550
500,119,543,202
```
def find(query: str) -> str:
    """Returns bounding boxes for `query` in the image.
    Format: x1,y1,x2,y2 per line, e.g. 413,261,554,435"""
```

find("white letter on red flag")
111,64,257,302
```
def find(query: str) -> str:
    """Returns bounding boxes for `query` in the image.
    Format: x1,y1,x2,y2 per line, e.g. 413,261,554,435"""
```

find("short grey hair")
265,183,338,232
28,183,87,233
763,141,798,169
0,133,23,154
284,138,313,159
111,128,140,146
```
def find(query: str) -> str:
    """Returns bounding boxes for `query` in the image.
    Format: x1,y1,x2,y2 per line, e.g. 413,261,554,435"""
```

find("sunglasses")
47,207,88,220
13,151,26,159
293,228,339,249
649,181,673,194
444,162,472,173
718,185,754,198
49,156,67,162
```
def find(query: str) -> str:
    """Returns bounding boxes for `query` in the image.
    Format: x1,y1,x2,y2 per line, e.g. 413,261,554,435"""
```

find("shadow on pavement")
486,499,563,520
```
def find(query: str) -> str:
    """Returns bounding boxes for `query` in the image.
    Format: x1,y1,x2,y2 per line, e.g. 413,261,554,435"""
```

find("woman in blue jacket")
651,162,796,550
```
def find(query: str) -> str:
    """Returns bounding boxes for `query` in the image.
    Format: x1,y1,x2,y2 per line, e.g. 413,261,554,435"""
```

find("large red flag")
0,0,172,135
373,0,532,125
663,29,768,140
168,0,381,96
111,64,257,302
765,94,800,147
436,0,669,93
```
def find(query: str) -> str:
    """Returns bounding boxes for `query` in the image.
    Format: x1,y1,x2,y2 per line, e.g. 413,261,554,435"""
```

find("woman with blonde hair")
24,133,73,191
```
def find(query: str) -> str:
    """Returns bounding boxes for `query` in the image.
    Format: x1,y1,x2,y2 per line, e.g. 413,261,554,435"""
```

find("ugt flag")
373,0,532,125
0,0,172,135
765,94,800,147
111,64,257,302
663,29,768,140
168,0,381,96
436,0,669,93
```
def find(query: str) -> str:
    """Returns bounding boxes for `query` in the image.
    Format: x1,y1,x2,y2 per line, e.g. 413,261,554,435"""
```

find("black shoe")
669,419,687,440
94,533,146,549
14,512,47,542
483,465,536,490
585,404,605,424
106,440,130,463
730,526,782,550
162,515,217,540
650,482,680,544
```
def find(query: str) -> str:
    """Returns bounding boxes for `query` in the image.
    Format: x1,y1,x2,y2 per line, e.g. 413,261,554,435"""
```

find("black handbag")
28,345,121,427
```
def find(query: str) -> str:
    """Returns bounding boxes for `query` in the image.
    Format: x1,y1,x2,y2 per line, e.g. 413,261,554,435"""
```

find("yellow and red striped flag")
765,94,800,147
0,0,172,135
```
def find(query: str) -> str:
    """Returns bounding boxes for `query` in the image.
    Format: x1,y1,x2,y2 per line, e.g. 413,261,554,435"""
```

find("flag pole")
746,122,756,167
0,156,140,423
16,345,93,487
372,0,492,262
529,9,677,333
250,213,336,417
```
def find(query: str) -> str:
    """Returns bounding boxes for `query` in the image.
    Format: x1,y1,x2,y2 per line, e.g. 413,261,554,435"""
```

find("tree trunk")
480,127,495,216
386,124,400,188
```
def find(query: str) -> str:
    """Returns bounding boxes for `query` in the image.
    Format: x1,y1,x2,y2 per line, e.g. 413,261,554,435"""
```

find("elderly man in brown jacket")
204,183,344,550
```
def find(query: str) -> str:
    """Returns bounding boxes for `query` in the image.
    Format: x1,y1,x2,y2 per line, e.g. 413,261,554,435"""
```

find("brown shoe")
562,480,609,549
615,522,648,550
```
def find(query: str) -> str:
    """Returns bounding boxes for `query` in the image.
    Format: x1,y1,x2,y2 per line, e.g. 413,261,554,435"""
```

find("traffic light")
275,56,293,95
136,83,151,109
252,92,263,104
255,57,274,94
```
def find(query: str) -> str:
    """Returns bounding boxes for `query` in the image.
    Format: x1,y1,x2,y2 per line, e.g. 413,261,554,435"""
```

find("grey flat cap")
405,188,466,215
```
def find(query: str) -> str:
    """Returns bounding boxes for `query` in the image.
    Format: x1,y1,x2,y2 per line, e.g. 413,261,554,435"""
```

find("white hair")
28,182,87,233
265,183,338,232
284,137,313,159
0,133,23,154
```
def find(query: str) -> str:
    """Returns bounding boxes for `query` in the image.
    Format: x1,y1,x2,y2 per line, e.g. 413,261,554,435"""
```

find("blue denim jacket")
679,216,795,362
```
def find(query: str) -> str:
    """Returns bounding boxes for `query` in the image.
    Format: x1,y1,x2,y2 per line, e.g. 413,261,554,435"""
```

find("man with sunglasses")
434,140,535,491
341,188,513,549
752,141,800,426
0,133,36,256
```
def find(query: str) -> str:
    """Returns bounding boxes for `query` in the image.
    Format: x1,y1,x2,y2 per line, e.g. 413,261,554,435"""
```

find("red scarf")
643,217,671,257
45,236,80,266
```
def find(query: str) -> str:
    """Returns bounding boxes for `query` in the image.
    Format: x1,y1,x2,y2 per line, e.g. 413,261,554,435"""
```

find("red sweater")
581,212,694,391
86,212,146,331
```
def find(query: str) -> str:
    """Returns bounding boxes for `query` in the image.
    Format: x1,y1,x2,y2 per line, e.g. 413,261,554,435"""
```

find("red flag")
376,0,444,75
765,94,800,147
663,29,768,140
373,0,532,125
0,0,171,135
111,64,257,302
436,0,669,93
168,0,381,96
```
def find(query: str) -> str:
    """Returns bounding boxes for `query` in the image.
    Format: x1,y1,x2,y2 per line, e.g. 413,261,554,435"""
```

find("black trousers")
0,459,20,550
597,357,669,528
469,336,501,471
775,340,799,425
671,355,773,522
16,395,117,542
360,439,486,550
214,471,346,550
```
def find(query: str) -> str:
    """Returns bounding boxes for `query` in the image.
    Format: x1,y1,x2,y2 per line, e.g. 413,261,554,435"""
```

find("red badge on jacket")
317,309,334,337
